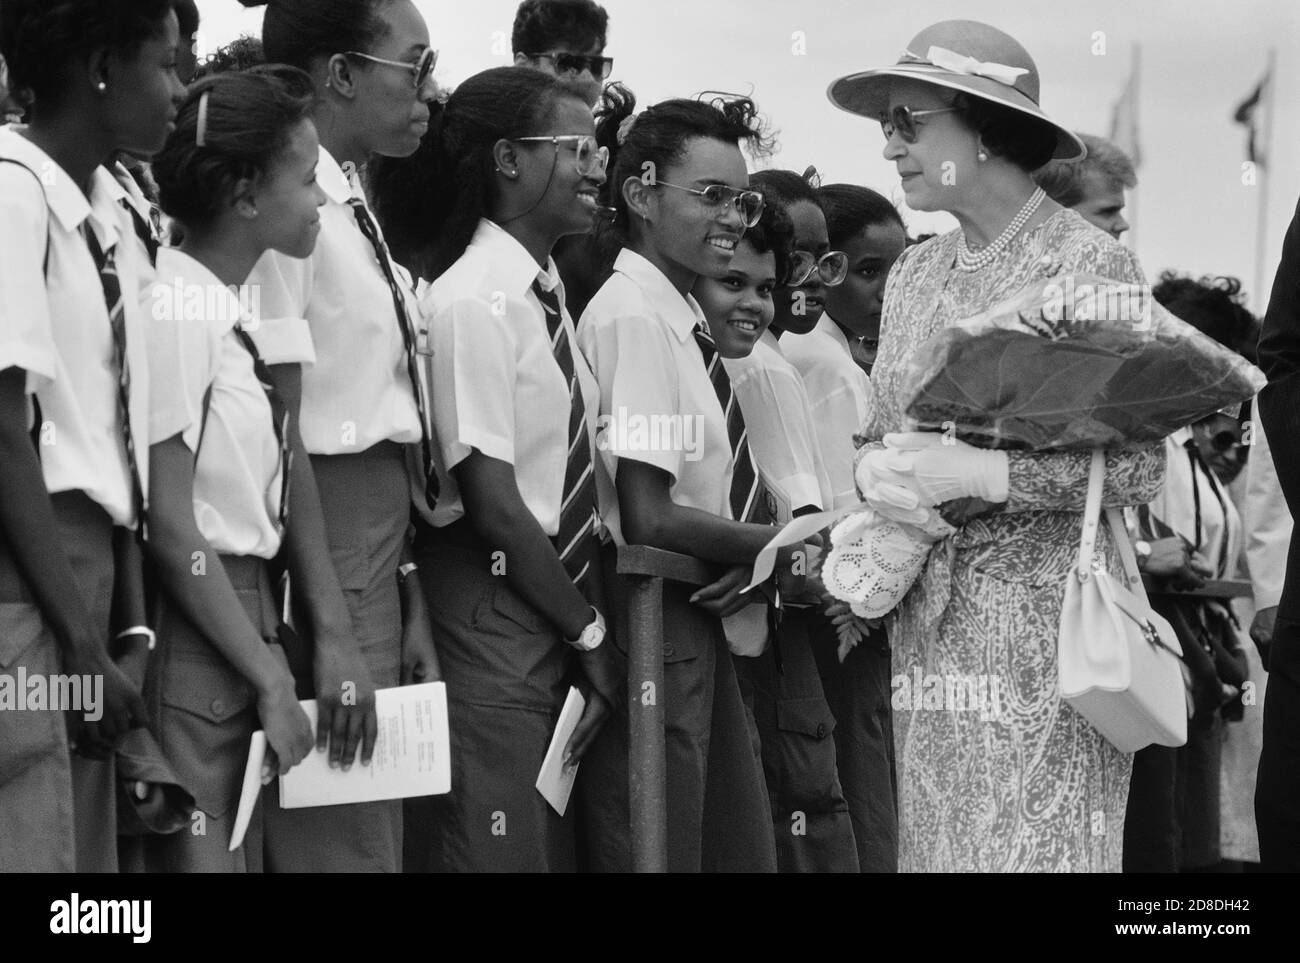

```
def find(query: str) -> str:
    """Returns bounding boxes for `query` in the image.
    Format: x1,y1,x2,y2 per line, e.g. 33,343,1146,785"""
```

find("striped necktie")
232,324,293,534
347,197,439,509
532,278,601,593
82,225,146,537
693,324,768,523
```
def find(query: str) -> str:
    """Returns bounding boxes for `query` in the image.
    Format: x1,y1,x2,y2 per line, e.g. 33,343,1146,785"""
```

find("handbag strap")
1075,448,1144,589
1075,449,1107,581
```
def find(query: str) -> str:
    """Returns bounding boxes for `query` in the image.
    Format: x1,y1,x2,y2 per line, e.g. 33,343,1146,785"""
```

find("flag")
1108,47,1141,169
1233,70,1272,169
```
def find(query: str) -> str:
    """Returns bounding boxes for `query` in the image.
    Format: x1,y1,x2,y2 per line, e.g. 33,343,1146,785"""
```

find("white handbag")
1058,449,1188,752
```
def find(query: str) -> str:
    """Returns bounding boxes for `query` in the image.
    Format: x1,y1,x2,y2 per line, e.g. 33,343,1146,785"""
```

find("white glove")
878,432,1009,505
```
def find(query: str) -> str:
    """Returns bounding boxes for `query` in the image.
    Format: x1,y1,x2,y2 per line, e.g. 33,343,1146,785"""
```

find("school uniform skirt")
139,554,278,873
0,491,114,871
406,518,576,873
261,440,409,873
576,550,778,873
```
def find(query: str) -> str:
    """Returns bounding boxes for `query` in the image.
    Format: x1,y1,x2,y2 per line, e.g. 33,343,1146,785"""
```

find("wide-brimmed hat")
827,20,1085,161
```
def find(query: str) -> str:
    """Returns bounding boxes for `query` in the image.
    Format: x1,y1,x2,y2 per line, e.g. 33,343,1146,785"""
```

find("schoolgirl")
692,198,859,872
574,90,813,872
779,180,909,873
139,67,364,871
0,0,184,872
238,0,441,872
375,66,621,871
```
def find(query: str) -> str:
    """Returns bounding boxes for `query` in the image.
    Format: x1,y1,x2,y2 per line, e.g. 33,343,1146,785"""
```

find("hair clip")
802,165,822,188
195,90,211,148
616,112,638,146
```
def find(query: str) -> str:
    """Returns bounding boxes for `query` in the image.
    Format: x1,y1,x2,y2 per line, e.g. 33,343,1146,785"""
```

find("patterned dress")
863,208,1167,872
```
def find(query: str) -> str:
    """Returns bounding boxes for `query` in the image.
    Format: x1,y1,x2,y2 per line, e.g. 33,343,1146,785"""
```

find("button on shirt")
577,249,735,545
145,248,316,558
418,219,606,535
723,327,834,515
245,146,422,456
0,129,151,527
783,313,871,509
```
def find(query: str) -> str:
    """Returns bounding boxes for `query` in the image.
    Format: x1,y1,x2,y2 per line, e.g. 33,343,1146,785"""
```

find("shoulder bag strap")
1075,448,1107,581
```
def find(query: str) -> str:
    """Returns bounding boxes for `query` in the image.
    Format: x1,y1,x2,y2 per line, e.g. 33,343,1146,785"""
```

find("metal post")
626,573,667,873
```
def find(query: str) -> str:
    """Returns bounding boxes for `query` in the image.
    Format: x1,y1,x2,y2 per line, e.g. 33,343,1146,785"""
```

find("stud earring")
96,81,107,92
977,149,988,162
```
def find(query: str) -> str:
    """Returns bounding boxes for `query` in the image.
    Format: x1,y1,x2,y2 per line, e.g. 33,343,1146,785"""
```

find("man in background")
512,0,612,108
1033,132,1137,241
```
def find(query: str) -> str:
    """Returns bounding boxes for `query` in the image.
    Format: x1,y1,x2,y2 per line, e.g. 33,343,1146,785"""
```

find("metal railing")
615,544,717,873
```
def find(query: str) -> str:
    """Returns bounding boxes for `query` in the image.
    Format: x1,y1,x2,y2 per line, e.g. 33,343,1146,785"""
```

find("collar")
316,145,355,205
613,248,705,343
154,247,248,336
470,219,562,298
818,312,855,356
759,327,782,355
0,128,121,247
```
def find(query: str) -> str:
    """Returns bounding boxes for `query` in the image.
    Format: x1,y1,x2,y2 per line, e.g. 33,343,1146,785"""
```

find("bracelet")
398,562,419,580
115,625,157,651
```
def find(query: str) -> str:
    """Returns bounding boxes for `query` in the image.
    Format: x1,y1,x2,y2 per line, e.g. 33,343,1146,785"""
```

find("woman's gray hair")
1032,132,1137,207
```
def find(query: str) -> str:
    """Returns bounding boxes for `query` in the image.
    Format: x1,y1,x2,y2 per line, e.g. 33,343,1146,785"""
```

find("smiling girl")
400,65,621,873
575,91,814,872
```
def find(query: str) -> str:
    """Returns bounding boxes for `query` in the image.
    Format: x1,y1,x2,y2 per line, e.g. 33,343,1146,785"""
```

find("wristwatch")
1134,540,1152,561
566,607,606,652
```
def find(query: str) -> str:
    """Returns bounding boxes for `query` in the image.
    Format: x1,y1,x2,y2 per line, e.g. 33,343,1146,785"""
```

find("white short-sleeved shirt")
417,219,605,535
245,145,422,458
0,128,151,527
783,313,871,509
1147,427,1242,580
146,248,316,558
723,328,833,515
577,248,735,545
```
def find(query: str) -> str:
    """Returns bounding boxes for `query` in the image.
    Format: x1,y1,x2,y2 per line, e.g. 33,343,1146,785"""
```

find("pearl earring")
96,81,107,92
977,149,988,162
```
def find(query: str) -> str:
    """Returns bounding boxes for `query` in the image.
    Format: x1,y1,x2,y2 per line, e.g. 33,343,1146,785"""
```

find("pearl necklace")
955,187,1046,272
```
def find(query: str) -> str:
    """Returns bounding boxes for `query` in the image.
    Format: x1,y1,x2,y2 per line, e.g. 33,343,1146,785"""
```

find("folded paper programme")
229,681,450,851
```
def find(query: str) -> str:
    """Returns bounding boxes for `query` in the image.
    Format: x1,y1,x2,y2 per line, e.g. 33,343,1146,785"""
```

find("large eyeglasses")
785,250,849,287
527,51,614,81
878,105,958,143
514,134,609,177
343,47,438,90
656,181,765,228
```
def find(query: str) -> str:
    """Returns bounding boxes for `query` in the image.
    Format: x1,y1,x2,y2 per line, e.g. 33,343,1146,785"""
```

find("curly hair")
1152,272,1261,364
0,0,174,107
369,66,581,282
592,85,773,252
194,36,267,79
511,0,608,56
152,65,316,231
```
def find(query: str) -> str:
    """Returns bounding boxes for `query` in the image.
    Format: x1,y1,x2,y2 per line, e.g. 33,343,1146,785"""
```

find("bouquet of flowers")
818,274,1266,624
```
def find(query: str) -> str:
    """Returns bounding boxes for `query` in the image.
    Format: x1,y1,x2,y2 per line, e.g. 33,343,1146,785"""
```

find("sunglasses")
344,47,438,90
1207,430,1244,454
528,51,614,81
878,105,958,143
656,181,765,228
514,134,609,177
786,249,849,287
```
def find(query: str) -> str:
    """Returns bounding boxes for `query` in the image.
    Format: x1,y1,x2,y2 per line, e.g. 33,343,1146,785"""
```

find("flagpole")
1254,48,1276,315
1129,43,1140,253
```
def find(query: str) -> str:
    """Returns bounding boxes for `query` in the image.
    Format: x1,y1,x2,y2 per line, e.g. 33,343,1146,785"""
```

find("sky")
195,0,1299,312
